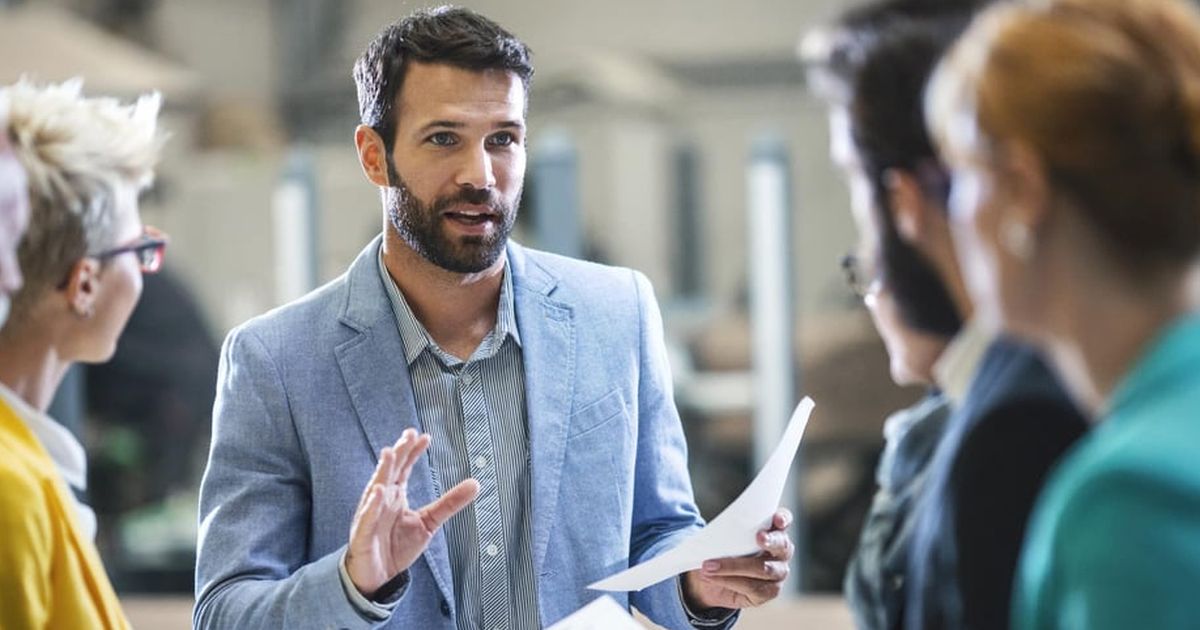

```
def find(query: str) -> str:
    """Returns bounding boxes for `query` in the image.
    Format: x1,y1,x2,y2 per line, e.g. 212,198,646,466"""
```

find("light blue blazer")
194,236,707,629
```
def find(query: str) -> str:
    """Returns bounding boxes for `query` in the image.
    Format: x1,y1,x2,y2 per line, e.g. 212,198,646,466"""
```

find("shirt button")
462,371,474,384
474,455,488,468
485,543,499,557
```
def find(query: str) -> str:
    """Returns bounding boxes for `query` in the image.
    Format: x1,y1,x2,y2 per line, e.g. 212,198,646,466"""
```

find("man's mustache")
433,187,505,213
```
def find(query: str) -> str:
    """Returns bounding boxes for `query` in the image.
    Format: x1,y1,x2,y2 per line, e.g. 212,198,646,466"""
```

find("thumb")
419,478,480,533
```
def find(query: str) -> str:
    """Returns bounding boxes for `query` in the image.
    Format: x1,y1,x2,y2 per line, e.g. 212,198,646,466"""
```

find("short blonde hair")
0,94,10,151
927,0,1200,272
2,78,164,315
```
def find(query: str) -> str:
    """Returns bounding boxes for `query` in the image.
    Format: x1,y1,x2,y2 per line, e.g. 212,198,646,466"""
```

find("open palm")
346,429,480,596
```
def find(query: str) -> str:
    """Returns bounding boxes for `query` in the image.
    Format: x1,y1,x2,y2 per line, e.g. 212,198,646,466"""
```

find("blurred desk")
737,596,854,629
123,595,192,629
125,595,854,629
637,596,853,629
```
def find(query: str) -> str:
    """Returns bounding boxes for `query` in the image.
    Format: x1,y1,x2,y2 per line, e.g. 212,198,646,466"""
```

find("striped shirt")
377,251,539,630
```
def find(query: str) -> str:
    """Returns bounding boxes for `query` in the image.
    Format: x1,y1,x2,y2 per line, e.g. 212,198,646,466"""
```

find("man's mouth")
443,205,500,226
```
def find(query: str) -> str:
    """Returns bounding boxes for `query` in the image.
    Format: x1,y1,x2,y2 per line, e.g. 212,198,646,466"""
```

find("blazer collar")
506,242,577,579
333,234,456,606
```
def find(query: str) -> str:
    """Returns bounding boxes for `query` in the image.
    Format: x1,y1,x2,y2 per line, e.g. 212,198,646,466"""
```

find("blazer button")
440,599,451,616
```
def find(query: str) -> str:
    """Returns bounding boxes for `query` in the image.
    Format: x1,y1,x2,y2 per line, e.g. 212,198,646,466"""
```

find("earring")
1001,219,1034,260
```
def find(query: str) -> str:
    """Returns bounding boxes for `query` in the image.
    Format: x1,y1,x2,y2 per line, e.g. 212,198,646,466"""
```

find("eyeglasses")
93,226,168,274
55,226,170,290
840,252,879,300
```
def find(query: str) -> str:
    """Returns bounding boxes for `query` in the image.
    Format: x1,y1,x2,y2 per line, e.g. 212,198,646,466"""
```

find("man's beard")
384,163,520,274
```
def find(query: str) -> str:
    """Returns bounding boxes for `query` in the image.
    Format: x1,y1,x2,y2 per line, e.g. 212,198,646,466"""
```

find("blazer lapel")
333,235,455,609
508,244,576,578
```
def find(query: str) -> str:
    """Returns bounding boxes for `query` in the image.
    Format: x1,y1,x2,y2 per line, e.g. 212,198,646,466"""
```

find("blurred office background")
0,0,925,626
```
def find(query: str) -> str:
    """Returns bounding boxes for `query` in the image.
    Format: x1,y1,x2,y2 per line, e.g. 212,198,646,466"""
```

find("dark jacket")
905,338,1089,630
846,393,952,630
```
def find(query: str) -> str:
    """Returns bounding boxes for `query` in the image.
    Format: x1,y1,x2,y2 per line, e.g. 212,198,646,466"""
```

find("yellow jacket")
0,397,128,629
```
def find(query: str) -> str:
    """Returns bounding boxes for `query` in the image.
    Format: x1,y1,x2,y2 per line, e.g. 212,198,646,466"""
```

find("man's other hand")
681,508,795,610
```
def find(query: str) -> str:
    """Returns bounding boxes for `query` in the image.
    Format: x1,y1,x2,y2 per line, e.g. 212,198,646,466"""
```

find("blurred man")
195,7,793,629
802,1,1087,628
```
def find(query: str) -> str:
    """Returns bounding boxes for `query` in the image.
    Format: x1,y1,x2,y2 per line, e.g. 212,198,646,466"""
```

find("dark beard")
384,161,520,274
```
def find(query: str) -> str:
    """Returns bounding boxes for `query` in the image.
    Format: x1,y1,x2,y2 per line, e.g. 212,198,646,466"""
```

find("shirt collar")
376,245,520,367
933,317,995,406
0,381,87,491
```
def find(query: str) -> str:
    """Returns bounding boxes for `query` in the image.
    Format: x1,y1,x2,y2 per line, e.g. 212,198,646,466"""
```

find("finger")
387,430,418,486
350,485,385,543
397,434,430,480
757,530,794,559
372,447,395,487
419,478,480,532
771,508,793,531
702,556,790,582
395,434,431,489
357,447,394,512
697,573,782,607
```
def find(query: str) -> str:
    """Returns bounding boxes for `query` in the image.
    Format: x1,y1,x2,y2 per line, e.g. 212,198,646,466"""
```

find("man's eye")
428,132,457,146
488,132,516,147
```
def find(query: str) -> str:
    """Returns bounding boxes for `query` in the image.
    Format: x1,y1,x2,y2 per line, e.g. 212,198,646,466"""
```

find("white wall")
351,0,850,73
123,0,865,334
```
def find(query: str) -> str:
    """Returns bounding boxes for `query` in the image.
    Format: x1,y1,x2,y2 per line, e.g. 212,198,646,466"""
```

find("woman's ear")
987,141,1052,262
354,125,392,188
62,258,100,319
1000,140,1051,232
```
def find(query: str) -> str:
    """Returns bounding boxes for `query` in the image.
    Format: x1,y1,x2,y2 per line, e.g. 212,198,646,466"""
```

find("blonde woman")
927,0,1200,627
0,93,29,323
0,79,166,629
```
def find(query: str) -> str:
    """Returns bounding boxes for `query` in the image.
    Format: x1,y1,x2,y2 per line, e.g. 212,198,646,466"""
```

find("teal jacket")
1016,315,1200,629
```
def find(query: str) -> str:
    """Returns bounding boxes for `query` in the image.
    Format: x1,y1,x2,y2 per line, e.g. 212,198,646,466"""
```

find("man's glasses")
840,253,878,300
93,226,168,274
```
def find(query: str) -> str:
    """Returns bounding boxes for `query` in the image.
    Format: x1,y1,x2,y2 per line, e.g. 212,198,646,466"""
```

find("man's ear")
63,257,101,319
883,168,928,245
355,125,392,188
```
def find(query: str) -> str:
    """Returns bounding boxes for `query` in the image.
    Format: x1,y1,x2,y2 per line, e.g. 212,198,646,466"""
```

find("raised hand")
346,428,480,596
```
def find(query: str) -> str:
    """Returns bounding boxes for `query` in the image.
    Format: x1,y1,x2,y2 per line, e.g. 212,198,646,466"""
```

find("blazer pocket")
567,389,627,440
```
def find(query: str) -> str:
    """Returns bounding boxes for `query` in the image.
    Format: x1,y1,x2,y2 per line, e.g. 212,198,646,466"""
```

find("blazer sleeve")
624,271,737,630
951,399,1085,630
193,325,386,629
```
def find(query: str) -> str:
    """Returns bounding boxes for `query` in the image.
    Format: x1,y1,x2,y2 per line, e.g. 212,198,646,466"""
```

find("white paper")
589,397,815,592
547,596,645,630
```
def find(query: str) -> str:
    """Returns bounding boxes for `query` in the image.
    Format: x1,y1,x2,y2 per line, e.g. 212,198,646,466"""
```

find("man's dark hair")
804,7,979,337
352,6,533,153
837,0,992,33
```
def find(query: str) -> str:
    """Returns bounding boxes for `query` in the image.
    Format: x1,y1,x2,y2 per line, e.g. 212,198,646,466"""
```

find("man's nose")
454,143,496,191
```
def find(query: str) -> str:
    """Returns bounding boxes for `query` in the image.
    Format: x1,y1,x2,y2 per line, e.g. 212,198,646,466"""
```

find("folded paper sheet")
547,596,645,630
589,397,815,592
